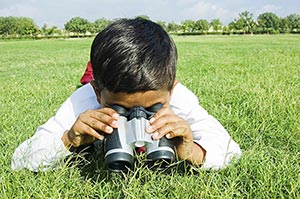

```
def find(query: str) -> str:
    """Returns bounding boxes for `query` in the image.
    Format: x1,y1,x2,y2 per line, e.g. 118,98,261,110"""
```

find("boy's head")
90,18,177,94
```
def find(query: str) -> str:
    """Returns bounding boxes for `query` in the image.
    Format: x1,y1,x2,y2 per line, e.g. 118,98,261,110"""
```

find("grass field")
1,35,299,198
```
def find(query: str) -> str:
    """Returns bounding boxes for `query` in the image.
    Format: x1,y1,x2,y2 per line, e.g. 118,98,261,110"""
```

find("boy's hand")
145,105,193,144
61,108,119,148
145,105,205,165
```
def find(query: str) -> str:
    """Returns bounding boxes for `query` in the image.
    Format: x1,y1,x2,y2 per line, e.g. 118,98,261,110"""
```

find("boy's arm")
171,136,206,166
187,105,242,169
11,94,77,171
11,84,99,171
11,117,72,171
170,83,242,169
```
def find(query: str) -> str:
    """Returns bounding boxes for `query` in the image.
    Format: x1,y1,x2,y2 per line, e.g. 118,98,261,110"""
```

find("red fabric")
80,61,94,85
135,146,146,154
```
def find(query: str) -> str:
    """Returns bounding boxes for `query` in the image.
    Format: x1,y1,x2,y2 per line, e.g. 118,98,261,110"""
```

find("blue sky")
0,0,299,28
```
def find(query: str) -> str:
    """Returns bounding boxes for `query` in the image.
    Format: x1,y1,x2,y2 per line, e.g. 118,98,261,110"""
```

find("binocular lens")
147,150,174,170
107,161,132,172
105,153,134,172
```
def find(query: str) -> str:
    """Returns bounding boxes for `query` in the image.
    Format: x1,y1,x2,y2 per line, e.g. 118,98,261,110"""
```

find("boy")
11,18,241,172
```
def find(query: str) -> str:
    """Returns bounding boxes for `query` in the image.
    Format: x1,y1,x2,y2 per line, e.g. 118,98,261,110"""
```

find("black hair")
90,18,177,93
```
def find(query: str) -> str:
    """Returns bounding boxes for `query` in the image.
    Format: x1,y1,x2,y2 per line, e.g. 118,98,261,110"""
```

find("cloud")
0,3,40,17
178,1,236,24
255,4,281,16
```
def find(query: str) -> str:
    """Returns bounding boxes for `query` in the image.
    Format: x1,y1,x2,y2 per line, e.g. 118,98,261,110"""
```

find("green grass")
1,35,299,198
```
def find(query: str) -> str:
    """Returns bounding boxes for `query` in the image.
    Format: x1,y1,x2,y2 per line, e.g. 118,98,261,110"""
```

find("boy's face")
91,80,176,109
99,89,172,109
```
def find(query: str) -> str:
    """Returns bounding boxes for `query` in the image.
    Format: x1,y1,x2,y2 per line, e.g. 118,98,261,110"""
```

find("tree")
91,18,111,33
194,19,209,33
222,25,230,34
8,17,18,35
16,17,39,35
156,21,167,31
235,11,256,34
210,19,222,32
64,17,90,35
181,20,194,33
0,17,18,35
167,21,180,33
42,24,61,37
0,16,39,36
286,14,300,32
279,17,290,33
135,15,151,20
228,21,237,33
257,12,280,34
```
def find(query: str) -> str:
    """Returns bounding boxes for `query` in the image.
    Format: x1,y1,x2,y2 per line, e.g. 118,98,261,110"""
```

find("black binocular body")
104,103,175,172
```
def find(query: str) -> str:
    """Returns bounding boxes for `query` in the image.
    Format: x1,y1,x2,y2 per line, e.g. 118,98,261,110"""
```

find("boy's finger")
68,126,104,147
80,109,118,129
91,113,119,128
151,124,174,140
75,120,105,140
85,128,105,140
78,129,104,144
150,107,170,121
98,107,119,120
83,117,114,134
147,114,180,133
152,122,186,140
166,127,187,139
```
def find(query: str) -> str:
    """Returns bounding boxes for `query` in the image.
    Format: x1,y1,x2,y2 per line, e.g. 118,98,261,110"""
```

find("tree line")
1,11,300,39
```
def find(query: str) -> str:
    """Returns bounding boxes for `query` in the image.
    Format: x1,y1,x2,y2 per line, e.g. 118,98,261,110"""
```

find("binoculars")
104,103,175,172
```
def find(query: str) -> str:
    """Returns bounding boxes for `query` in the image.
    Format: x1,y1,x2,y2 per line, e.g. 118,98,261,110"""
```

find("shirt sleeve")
11,84,100,171
170,83,242,169
11,117,72,171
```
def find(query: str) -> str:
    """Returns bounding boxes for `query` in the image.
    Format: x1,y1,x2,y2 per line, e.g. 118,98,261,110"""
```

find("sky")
0,0,299,28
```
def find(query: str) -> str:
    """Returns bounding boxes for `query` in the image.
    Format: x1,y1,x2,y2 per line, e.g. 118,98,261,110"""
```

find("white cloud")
175,0,199,7
255,4,281,16
178,1,236,24
0,3,39,17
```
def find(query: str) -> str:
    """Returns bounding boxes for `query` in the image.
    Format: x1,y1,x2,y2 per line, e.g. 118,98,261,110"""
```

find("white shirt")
11,83,241,171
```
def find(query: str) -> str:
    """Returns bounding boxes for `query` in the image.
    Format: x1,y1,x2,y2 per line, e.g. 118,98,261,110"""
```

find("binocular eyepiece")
104,103,175,172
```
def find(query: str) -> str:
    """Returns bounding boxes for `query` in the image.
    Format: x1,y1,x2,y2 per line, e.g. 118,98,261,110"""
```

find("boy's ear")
171,79,179,95
90,80,102,104
173,79,179,88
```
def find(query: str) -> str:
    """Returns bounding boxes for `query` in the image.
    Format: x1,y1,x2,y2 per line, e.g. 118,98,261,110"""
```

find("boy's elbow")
11,147,40,172
200,138,242,170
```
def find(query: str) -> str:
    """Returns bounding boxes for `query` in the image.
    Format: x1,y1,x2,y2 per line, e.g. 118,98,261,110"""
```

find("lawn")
0,35,299,198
